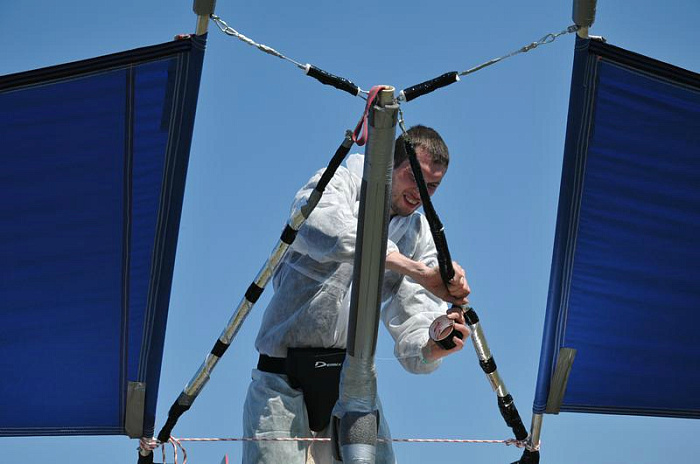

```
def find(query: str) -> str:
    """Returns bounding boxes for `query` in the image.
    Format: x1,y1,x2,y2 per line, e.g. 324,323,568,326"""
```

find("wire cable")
398,25,580,102
211,14,367,98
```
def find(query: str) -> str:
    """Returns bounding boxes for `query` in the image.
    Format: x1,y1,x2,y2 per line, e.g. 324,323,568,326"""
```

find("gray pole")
572,0,597,38
193,0,216,35
332,87,398,464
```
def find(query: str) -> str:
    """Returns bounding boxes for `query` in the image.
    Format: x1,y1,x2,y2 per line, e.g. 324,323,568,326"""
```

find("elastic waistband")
257,354,286,375
257,348,347,375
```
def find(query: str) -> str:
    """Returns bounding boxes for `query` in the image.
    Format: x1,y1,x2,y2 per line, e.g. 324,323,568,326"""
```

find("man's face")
390,145,447,217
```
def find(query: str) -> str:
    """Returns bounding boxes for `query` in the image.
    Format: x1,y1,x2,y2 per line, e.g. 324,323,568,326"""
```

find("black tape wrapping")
280,224,298,245
211,339,229,357
432,229,455,284
403,139,455,283
137,450,156,464
479,357,497,374
512,449,540,464
436,326,463,350
306,65,359,96
316,135,354,192
157,399,192,442
463,307,480,325
497,394,528,440
245,283,264,303
401,71,459,102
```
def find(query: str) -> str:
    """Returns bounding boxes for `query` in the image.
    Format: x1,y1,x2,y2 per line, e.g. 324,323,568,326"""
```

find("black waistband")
257,354,287,375
257,348,347,376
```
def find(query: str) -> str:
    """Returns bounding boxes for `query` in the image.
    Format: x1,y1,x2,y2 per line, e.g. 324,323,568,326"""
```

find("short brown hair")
394,125,449,168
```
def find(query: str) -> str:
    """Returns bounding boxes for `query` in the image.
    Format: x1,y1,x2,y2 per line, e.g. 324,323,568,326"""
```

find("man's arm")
291,163,400,264
385,251,470,305
382,213,472,372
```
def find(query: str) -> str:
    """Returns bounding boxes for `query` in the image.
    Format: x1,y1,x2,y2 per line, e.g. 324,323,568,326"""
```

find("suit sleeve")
382,215,447,374
290,166,398,264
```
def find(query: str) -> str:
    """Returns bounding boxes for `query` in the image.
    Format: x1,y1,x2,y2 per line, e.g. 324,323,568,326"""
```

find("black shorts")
258,348,346,432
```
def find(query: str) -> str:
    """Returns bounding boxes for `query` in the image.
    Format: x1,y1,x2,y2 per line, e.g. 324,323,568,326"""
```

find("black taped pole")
402,138,536,461
333,86,399,463
403,138,454,283
400,72,460,102
305,65,361,97
138,133,354,462
513,449,540,464
193,0,216,35
137,449,155,464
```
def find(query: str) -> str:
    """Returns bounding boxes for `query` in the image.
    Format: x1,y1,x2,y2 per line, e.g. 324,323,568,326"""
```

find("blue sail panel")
0,35,206,436
534,37,700,418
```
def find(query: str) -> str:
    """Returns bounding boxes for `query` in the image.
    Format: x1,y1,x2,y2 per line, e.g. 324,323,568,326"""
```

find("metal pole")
572,0,597,38
333,87,398,464
193,0,217,35
529,413,543,449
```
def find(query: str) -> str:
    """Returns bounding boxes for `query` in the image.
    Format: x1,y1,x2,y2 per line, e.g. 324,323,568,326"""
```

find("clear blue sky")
2,1,699,463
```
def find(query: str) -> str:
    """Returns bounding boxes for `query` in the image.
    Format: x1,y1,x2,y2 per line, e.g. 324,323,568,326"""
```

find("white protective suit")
243,154,448,464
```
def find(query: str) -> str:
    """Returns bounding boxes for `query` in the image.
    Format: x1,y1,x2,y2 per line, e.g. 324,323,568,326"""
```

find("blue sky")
2,1,699,463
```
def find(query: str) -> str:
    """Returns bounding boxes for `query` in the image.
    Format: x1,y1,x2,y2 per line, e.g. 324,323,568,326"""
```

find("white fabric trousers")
243,369,396,464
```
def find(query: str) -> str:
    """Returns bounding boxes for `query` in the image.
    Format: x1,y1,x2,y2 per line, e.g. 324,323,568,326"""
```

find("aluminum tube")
184,353,219,396
220,298,253,343
337,87,397,464
572,0,597,28
529,413,543,449
346,87,398,361
469,323,492,361
290,208,306,229
195,15,209,36
193,0,216,35
486,370,508,396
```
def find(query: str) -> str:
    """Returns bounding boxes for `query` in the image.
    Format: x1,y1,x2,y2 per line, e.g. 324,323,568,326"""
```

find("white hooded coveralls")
243,154,448,463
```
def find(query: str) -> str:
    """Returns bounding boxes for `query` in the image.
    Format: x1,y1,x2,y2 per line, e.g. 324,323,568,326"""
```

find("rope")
173,435,533,446
143,435,539,463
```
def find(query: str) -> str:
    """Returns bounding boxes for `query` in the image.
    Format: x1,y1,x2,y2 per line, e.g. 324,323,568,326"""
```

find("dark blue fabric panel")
141,35,207,437
534,38,596,414
0,70,128,432
562,60,700,416
127,58,175,385
0,36,205,436
535,38,700,418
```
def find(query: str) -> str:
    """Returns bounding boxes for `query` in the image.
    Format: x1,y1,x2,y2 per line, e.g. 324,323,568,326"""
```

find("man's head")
390,125,449,217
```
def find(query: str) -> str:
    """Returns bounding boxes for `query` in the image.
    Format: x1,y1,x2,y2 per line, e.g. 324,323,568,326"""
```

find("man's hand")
422,308,470,362
386,252,471,305
415,261,470,305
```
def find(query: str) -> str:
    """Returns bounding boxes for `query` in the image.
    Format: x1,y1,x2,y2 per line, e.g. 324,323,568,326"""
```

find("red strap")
352,85,388,146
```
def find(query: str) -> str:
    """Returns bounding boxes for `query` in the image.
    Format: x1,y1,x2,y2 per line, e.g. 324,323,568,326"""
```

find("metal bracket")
126,381,146,438
545,347,577,414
